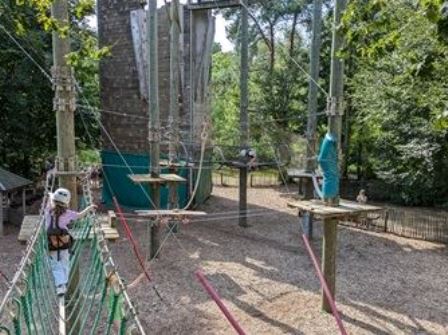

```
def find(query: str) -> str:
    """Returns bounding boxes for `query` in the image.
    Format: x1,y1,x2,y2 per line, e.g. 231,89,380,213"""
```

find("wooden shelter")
0,168,32,236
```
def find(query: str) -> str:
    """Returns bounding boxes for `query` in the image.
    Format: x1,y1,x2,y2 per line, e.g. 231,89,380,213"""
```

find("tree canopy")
211,0,448,206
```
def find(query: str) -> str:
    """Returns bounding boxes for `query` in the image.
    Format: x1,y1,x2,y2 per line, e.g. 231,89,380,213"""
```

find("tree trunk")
289,11,299,57
269,23,275,73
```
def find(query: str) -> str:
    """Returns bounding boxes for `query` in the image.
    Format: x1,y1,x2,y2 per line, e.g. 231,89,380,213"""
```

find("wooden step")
128,173,186,184
18,215,119,242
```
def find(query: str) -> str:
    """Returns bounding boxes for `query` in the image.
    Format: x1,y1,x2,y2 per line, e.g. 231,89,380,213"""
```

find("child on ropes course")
239,148,257,171
45,188,96,296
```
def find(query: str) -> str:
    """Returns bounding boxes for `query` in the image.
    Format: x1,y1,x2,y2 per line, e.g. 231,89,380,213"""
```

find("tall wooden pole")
51,0,78,331
303,0,323,239
168,0,180,211
0,192,3,236
148,0,161,258
239,0,249,228
51,0,77,208
322,0,346,313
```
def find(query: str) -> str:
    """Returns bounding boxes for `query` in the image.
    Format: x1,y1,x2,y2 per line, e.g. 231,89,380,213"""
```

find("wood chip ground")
1,186,447,334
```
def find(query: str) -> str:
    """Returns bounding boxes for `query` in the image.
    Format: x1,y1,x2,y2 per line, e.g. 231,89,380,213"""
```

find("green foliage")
344,0,448,205
0,0,102,179
78,149,100,165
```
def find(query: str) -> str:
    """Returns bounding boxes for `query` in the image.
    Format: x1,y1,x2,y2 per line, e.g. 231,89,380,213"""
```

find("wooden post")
304,0,323,197
303,0,323,239
51,0,79,331
147,0,161,259
168,0,180,212
321,219,338,312
0,191,3,236
321,0,346,314
327,0,346,153
239,0,249,228
22,189,26,217
51,0,77,209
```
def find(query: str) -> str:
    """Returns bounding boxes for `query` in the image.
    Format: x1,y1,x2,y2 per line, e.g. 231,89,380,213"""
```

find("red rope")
302,234,348,335
113,196,152,282
195,269,247,335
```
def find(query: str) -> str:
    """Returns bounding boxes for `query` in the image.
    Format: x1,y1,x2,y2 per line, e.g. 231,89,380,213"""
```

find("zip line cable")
0,24,53,82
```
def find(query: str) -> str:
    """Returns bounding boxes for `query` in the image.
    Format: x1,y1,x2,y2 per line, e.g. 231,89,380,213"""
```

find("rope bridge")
0,174,145,335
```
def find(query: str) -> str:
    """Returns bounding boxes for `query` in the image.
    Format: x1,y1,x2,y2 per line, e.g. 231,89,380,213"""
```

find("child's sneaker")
56,284,66,296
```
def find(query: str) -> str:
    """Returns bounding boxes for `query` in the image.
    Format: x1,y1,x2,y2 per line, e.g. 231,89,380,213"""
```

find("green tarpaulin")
101,150,212,210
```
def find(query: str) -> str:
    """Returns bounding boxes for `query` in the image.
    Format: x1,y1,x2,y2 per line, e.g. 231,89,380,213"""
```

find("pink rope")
302,234,348,335
113,196,152,282
195,270,247,335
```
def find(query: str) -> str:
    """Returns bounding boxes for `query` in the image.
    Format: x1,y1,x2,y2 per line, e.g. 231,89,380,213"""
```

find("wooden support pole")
239,0,249,228
304,0,323,198
168,0,180,212
22,189,26,217
327,0,346,153
321,0,346,314
303,0,323,239
51,0,77,209
321,218,338,312
0,191,3,236
51,0,78,332
147,0,161,259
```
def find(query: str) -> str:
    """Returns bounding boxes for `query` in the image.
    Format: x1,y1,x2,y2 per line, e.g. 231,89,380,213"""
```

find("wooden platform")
18,215,119,242
135,210,207,217
128,173,186,184
287,168,323,179
287,199,383,219
159,159,194,168
188,0,254,10
54,170,87,177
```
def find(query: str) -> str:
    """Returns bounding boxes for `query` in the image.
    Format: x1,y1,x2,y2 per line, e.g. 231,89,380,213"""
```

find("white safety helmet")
51,188,71,207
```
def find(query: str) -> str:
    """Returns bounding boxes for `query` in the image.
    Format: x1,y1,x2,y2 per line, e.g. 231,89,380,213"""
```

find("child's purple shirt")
45,205,79,230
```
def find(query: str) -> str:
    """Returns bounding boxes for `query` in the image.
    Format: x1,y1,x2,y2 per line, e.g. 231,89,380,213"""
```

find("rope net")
0,174,145,335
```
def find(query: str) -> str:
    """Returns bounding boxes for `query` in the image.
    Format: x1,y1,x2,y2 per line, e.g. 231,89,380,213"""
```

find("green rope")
19,295,31,335
10,299,22,335
67,254,103,334
76,270,105,335
66,235,98,309
89,281,108,335
31,258,52,335
12,317,20,335
105,291,119,335
0,325,11,335
0,185,143,335
66,245,101,320
119,317,127,335
25,281,40,335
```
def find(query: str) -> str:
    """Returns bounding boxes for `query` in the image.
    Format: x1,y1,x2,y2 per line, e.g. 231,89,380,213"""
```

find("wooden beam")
287,199,383,219
128,174,186,184
188,0,253,10
135,209,207,217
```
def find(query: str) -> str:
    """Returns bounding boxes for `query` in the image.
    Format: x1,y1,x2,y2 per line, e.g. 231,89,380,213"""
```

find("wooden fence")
212,172,448,244
212,171,282,188
345,208,448,244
